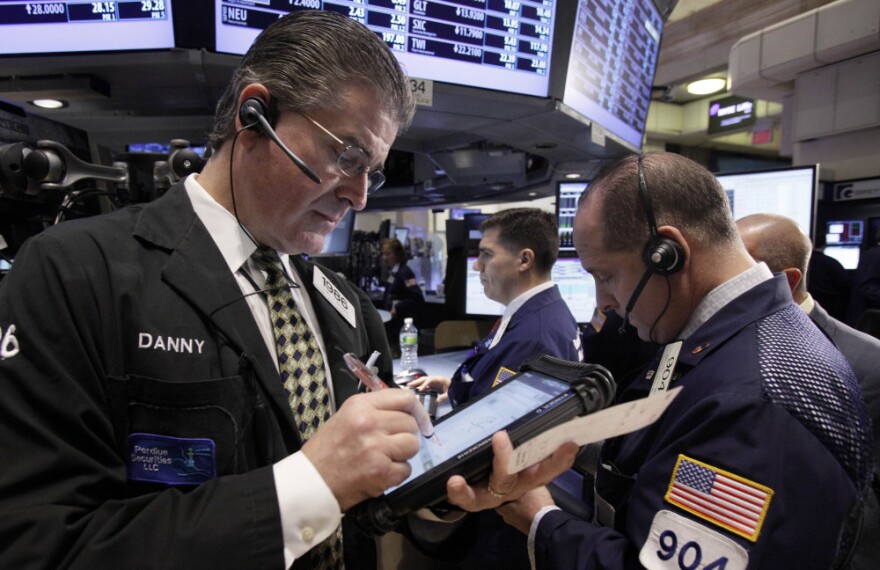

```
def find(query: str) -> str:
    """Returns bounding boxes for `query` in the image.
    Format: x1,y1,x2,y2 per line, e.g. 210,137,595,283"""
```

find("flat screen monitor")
214,0,559,97
0,1,175,54
394,227,409,244
450,207,482,220
556,181,587,257
463,213,490,241
465,256,596,324
823,245,860,271
561,0,664,150
825,220,864,246
315,209,356,257
714,165,818,240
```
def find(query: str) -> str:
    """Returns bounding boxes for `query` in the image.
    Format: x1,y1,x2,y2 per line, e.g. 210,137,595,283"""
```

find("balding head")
736,213,812,300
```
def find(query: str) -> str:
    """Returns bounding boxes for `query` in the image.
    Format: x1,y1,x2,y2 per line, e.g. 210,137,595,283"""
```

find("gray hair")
208,10,415,151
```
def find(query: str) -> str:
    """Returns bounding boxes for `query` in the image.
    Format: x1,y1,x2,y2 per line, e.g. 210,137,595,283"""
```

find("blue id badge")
127,433,216,485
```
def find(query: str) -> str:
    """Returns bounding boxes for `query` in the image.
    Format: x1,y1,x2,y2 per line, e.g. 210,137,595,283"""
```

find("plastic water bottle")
399,317,419,371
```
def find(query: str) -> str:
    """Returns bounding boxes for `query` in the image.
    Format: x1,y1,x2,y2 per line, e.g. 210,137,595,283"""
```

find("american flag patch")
492,367,517,387
664,455,773,542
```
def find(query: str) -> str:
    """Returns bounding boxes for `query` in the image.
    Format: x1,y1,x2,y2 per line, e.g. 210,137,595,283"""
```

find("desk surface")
392,349,468,378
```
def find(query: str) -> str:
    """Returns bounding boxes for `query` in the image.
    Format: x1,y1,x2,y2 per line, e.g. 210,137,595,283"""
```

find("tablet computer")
350,356,614,535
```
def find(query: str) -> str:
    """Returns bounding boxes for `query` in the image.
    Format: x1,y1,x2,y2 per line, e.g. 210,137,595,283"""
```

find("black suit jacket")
809,301,880,566
810,301,880,439
0,183,390,569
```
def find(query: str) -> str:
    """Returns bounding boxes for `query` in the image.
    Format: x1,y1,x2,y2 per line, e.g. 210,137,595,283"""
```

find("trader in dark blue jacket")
737,212,880,569
408,207,582,570
448,153,873,569
410,207,582,405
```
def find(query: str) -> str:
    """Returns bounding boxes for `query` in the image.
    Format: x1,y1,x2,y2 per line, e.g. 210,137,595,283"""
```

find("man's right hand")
406,375,451,402
301,389,423,511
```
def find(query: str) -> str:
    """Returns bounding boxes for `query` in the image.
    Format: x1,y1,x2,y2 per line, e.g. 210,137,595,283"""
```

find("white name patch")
313,267,356,328
639,510,748,570
138,333,205,354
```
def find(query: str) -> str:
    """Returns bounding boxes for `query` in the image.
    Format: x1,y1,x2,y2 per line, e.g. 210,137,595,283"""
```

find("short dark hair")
381,238,407,263
480,208,559,274
580,153,739,253
208,10,415,151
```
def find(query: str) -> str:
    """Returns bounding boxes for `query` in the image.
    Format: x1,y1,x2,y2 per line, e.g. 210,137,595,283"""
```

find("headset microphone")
618,265,653,335
239,97,322,185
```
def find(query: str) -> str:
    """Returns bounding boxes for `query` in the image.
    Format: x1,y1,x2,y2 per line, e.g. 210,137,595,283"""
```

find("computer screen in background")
314,209,356,257
465,256,596,324
714,165,818,239
823,245,861,271
557,182,587,257
825,220,864,245
394,227,409,244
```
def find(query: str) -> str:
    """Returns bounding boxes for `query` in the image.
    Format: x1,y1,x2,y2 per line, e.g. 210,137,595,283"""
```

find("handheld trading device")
349,355,615,535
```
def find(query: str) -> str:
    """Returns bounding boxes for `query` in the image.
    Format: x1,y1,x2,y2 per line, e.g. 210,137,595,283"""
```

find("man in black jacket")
0,10,428,570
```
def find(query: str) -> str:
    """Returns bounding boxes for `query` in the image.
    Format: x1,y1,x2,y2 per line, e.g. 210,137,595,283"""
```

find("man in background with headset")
446,152,873,568
0,10,487,570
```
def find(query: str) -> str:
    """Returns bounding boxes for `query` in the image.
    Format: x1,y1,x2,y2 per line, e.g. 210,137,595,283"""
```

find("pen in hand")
343,352,438,441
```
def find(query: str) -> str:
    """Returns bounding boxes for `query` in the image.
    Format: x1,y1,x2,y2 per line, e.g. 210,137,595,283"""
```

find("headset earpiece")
239,97,275,131
637,156,685,276
235,94,322,185
643,236,685,275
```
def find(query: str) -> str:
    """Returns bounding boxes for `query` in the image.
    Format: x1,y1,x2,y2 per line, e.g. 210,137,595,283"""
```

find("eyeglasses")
300,113,386,194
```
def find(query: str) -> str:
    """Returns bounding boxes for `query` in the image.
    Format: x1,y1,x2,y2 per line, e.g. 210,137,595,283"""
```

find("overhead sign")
834,178,880,201
708,95,756,134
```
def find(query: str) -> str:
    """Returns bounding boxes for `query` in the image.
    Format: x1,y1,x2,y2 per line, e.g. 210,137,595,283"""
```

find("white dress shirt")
185,175,340,568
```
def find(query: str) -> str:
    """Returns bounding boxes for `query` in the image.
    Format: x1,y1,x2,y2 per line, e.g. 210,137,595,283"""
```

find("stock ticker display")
0,1,174,53
217,0,558,97
563,0,663,149
0,1,168,23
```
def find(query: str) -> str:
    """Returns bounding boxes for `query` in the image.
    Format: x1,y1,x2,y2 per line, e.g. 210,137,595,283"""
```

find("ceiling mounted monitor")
0,1,175,54
560,0,663,150
215,0,558,97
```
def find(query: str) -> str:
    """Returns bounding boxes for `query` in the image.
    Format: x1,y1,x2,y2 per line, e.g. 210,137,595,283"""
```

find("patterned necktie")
250,246,344,570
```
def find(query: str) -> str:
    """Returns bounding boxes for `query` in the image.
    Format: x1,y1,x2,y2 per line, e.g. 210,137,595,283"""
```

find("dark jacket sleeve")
0,234,285,569
533,389,860,569
387,264,424,317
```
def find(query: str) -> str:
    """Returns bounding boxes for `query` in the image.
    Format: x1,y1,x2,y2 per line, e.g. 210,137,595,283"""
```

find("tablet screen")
387,371,572,494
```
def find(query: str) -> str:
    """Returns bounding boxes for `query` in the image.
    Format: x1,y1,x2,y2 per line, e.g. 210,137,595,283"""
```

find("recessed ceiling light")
30,98,68,109
528,192,538,197
564,173,582,179
686,78,726,96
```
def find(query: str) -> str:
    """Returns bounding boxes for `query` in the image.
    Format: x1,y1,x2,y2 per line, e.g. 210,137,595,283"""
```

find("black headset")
237,95,321,184
637,155,685,275
619,155,685,334
239,97,277,131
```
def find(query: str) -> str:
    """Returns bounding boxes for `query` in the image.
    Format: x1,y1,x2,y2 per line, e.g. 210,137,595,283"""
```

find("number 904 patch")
639,510,748,570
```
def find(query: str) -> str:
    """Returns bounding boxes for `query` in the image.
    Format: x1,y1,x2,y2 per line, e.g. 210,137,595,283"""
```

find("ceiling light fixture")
564,173,582,179
686,78,726,96
31,98,68,109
